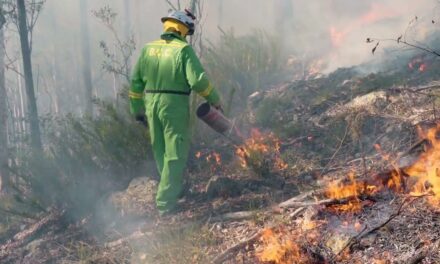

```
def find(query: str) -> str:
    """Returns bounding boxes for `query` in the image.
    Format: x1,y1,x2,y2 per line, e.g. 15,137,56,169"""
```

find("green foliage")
203,29,287,113
10,99,150,219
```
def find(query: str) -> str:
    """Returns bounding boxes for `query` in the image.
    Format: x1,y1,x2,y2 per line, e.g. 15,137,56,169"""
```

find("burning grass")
257,228,305,264
235,129,288,175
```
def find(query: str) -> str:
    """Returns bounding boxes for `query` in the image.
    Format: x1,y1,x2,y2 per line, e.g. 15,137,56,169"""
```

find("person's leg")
155,106,190,214
145,101,165,181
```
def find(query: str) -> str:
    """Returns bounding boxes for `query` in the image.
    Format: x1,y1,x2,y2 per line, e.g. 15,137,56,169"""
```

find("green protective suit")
129,32,221,213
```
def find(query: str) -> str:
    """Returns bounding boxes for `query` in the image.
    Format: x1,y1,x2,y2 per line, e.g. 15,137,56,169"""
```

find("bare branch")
165,0,177,11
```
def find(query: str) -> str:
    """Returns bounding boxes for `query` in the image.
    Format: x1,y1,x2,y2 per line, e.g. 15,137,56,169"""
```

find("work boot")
158,206,178,217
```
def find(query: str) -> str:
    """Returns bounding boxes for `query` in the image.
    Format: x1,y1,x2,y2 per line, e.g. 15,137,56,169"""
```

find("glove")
135,114,145,122
135,114,147,126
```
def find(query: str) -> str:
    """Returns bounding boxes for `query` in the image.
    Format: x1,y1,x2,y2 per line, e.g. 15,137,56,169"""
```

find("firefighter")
129,9,222,215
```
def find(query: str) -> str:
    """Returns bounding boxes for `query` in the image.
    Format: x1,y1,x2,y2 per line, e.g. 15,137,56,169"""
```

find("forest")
1,0,440,263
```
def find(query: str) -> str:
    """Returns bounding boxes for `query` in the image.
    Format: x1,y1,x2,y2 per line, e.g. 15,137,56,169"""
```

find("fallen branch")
212,229,267,264
0,209,64,259
210,211,261,223
105,230,153,248
277,190,316,208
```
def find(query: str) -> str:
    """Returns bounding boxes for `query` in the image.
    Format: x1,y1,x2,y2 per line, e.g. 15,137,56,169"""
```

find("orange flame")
235,129,288,171
325,173,377,212
258,228,306,264
408,57,428,72
405,124,440,202
375,144,403,192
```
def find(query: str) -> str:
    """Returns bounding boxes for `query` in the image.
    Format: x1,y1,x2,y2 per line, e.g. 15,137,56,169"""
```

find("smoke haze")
3,0,440,117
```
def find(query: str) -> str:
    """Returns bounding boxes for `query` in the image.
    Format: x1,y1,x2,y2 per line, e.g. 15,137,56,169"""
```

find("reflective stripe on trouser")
145,96,190,213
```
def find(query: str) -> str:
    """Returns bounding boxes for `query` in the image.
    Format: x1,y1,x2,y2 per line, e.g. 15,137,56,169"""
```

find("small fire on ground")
406,124,440,201
235,129,288,172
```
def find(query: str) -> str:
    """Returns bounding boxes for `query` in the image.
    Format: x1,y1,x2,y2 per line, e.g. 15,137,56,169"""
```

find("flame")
405,124,440,202
375,144,404,192
235,129,288,172
257,228,306,264
325,173,377,212
213,152,222,166
205,151,222,167
408,57,428,72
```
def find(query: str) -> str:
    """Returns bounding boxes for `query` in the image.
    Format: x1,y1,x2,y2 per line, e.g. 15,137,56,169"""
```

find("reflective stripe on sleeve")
198,84,213,97
129,91,144,99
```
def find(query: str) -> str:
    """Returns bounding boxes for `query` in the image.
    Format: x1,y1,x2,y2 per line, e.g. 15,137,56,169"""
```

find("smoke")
201,0,439,72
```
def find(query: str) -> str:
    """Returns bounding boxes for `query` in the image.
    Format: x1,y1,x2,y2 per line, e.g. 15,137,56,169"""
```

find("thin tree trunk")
0,7,9,192
16,0,42,152
124,0,132,77
79,0,93,116
49,7,61,115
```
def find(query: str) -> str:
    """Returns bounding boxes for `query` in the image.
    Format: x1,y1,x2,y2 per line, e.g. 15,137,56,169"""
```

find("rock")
205,176,242,199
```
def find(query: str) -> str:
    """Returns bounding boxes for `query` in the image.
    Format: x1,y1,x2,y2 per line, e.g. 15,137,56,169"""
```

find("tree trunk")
0,7,9,191
16,0,42,152
123,0,132,78
49,6,62,115
79,0,93,116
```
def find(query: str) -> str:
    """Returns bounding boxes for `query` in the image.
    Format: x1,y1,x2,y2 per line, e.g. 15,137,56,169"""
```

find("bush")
203,29,288,114
9,99,151,219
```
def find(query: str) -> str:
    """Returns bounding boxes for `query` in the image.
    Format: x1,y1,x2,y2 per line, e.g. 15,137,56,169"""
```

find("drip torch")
196,103,244,145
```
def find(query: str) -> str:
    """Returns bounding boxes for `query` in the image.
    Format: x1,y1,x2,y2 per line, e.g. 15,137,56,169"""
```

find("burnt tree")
16,0,42,151
0,5,9,191
79,0,93,115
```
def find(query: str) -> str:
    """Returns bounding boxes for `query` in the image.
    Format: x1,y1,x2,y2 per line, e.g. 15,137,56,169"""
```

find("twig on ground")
212,227,272,264
0,209,64,259
319,123,350,177
210,211,261,222
105,230,153,248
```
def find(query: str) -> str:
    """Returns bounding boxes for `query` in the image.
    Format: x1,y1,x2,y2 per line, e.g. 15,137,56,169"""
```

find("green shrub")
10,99,151,219
203,29,287,114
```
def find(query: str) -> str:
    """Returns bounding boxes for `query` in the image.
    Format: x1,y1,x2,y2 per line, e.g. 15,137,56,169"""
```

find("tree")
79,0,94,115
0,5,9,191
16,0,42,152
93,5,136,84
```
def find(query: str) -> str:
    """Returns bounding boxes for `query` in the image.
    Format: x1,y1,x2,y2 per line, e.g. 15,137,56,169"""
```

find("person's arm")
182,46,221,108
129,47,146,116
